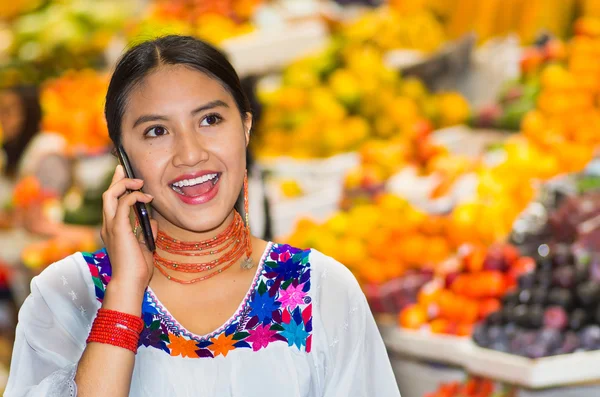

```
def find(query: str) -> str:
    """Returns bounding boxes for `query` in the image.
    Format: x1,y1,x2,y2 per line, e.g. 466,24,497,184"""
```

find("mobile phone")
116,145,156,252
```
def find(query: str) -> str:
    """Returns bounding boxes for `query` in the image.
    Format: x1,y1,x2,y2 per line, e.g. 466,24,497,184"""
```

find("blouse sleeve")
5,253,97,397
313,251,401,397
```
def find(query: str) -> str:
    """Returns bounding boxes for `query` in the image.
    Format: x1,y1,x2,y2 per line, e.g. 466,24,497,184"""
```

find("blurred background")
3,0,600,396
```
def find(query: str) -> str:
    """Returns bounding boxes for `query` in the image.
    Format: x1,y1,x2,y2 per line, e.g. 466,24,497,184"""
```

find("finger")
109,164,125,188
113,192,154,231
102,178,145,220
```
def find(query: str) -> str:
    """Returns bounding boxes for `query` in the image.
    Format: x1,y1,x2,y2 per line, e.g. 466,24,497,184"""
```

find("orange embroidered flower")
168,333,199,358
208,333,236,357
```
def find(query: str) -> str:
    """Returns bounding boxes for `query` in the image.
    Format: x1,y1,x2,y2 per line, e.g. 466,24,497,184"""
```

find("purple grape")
504,322,519,339
553,266,575,289
524,342,549,359
488,325,506,342
548,288,574,310
589,258,600,283
576,281,600,307
518,272,536,289
580,325,600,350
485,310,503,326
553,247,574,267
569,308,590,331
502,290,519,305
472,324,489,347
514,304,530,327
502,303,518,324
518,289,533,304
510,331,537,355
574,262,590,285
530,287,548,305
554,331,580,355
538,328,563,351
528,304,545,329
535,270,553,287
544,306,568,330
490,340,510,353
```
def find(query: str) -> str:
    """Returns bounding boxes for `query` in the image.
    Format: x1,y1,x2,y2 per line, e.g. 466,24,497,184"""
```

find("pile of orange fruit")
287,194,458,285
11,176,56,209
21,237,98,274
128,0,259,45
40,70,110,156
424,377,498,397
520,17,600,175
399,243,534,336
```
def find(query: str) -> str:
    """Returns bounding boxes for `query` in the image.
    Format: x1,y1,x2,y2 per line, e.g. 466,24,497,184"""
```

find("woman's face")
120,65,251,234
0,91,25,143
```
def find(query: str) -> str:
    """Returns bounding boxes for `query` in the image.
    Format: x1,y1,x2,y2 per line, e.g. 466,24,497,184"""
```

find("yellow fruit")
280,180,303,198
436,92,471,127
329,69,362,108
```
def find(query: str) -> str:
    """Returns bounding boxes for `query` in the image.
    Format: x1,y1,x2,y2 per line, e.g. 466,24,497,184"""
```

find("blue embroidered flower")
249,291,281,323
280,320,310,350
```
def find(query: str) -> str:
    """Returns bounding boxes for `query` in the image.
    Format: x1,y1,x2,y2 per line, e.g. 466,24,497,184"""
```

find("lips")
169,171,222,205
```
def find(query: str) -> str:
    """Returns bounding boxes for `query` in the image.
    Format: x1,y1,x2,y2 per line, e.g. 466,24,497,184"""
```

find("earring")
241,169,254,269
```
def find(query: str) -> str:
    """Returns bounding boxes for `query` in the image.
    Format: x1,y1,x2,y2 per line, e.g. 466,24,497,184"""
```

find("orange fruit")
460,300,480,324
478,298,501,320
399,304,428,330
430,318,450,334
456,323,474,337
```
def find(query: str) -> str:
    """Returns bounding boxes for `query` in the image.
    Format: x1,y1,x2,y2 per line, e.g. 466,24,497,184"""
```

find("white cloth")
5,247,400,397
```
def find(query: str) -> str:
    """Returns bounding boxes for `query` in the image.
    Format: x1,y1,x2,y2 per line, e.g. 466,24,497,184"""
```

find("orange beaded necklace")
153,211,253,284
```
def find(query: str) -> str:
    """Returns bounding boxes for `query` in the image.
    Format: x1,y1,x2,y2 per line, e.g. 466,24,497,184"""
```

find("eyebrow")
132,100,230,128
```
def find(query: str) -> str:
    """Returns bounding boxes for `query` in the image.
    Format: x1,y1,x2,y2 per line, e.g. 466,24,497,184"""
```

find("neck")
157,210,237,244
151,210,254,285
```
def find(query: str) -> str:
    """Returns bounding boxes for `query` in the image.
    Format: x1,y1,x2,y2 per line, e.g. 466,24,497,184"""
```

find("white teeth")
172,173,218,188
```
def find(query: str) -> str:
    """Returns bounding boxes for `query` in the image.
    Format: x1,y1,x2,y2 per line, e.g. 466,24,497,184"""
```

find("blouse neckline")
145,242,275,342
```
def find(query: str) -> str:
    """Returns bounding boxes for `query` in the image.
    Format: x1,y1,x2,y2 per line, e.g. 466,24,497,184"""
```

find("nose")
172,129,209,167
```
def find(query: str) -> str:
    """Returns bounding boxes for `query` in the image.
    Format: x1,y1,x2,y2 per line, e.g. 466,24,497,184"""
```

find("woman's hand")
101,165,157,297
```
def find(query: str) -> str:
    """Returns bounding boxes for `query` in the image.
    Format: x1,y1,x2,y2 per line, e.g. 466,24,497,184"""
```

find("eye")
145,126,168,137
200,114,222,127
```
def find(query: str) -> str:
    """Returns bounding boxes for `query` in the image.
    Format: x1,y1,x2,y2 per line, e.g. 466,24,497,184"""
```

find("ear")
243,112,253,147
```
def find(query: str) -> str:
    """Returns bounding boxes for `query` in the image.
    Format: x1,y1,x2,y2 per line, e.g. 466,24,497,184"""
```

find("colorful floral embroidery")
82,249,111,302
84,243,313,358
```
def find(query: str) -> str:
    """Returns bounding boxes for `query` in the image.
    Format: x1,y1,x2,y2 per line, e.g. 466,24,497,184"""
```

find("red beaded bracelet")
86,309,144,353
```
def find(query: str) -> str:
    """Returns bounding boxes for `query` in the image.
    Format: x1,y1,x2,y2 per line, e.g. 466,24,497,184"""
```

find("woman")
5,36,400,396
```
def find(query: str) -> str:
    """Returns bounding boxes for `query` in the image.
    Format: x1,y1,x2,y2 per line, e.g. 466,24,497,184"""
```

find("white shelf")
221,20,329,77
381,324,600,389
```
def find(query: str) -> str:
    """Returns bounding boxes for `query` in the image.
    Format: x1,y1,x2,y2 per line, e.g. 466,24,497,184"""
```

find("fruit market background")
4,0,600,395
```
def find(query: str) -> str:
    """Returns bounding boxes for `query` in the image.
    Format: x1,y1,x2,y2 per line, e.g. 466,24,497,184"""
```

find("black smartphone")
116,145,156,252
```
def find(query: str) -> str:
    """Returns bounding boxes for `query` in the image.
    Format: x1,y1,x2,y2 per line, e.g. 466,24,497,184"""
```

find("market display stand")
380,323,600,397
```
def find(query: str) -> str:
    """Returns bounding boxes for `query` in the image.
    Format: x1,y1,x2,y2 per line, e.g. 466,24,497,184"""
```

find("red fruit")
520,47,544,74
544,306,568,330
483,246,508,272
459,378,478,395
412,119,434,140
444,271,461,289
501,244,520,265
544,39,567,61
512,256,536,276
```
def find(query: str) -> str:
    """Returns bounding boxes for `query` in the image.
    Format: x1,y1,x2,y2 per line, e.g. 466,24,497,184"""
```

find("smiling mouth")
170,173,221,196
